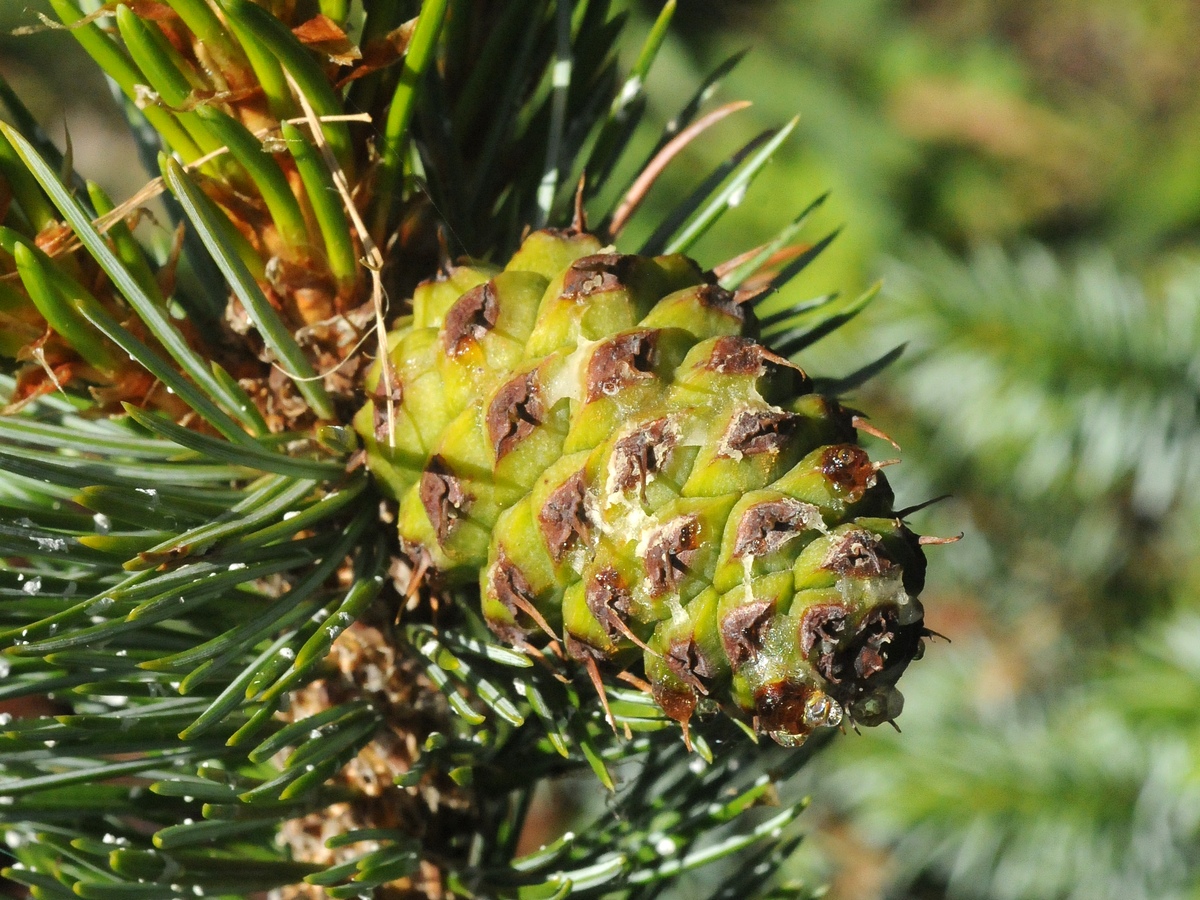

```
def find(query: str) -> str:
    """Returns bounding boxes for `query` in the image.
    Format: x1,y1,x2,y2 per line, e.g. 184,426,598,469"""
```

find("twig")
284,75,397,447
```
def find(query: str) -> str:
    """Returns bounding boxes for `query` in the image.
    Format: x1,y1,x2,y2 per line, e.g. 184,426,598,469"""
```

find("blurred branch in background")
0,1,148,204
637,0,1200,283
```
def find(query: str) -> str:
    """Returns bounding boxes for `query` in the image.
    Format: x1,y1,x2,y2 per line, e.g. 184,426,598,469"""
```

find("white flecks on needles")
619,75,643,106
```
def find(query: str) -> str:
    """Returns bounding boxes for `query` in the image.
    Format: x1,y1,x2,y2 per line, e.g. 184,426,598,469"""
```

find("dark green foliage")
882,245,1200,517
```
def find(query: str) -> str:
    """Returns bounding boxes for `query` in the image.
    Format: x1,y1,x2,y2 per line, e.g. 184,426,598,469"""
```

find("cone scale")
358,229,928,747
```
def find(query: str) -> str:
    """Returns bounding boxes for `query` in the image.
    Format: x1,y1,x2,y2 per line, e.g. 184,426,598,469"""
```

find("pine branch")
806,645,1200,900
879,243,1200,519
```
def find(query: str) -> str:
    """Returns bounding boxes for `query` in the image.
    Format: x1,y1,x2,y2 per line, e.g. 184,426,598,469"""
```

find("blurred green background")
4,0,1200,897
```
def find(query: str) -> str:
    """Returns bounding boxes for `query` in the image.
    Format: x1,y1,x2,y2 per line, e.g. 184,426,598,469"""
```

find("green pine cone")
358,228,927,746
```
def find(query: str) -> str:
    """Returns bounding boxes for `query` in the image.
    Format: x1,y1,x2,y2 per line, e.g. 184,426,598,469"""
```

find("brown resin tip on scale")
419,456,472,545
561,254,633,300
822,529,894,579
847,608,902,681
609,416,677,495
705,335,801,378
799,604,849,658
806,603,920,717
487,370,546,460
720,408,799,458
733,498,824,557
720,599,775,670
586,330,659,401
799,603,851,685
585,567,650,651
694,283,745,324
652,676,700,729
373,403,395,443
820,444,878,497
753,678,815,739
665,637,717,695
705,336,765,375
538,469,592,562
442,281,499,356
488,551,555,641
644,515,703,596
373,369,404,403
585,568,633,638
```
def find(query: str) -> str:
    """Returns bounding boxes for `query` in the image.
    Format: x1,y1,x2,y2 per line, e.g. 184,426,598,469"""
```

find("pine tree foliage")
0,2,916,898
796,245,1200,900
881,244,1200,518
810,649,1200,900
